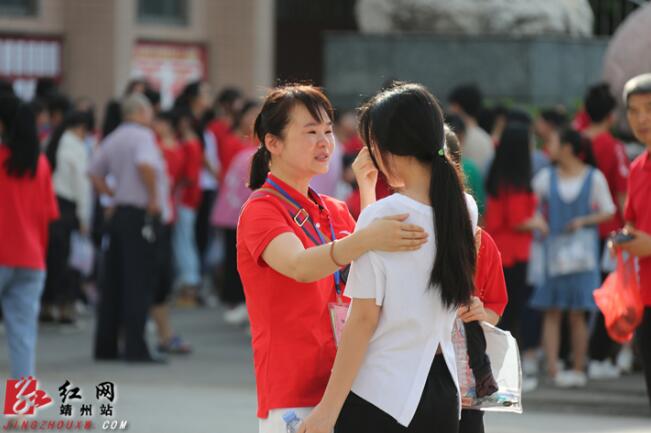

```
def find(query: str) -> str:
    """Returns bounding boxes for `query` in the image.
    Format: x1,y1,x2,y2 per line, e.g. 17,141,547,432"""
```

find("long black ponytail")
248,84,334,190
1,96,40,178
358,83,475,308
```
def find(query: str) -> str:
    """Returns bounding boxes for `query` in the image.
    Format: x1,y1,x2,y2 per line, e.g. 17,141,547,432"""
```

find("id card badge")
328,296,350,346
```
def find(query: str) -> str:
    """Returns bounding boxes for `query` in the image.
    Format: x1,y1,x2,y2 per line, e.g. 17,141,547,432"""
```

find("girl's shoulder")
356,195,407,228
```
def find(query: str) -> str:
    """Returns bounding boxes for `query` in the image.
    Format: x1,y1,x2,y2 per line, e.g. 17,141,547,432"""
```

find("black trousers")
459,410,484,433
499,262,530,344
194,189,217,271
335,355,459,433
153,224,173,306
43,197,80,305
221,228,245,305
636,307,651,410
94,206,159,361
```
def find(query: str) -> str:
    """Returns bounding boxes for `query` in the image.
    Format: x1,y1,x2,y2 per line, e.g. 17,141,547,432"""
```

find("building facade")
0,0,274,106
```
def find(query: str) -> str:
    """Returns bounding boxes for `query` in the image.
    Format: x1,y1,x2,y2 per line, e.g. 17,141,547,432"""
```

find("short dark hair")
623,73,651,104
539,108,568,130
585,83,616,123
560,127,596,166
47,93,72,116
448,84,482,119
144,87,161,108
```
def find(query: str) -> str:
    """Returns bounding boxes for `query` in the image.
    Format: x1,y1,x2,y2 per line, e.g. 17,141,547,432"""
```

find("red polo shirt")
179,138,203,209
207,119,246,183
590,131,629,238
474,229,508,316
624,150,651,306
0,148,59,269
157,139,184,222
483,189,537,268
237,173,356,418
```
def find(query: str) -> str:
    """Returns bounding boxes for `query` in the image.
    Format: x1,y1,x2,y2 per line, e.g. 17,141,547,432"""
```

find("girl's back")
344,192,477,426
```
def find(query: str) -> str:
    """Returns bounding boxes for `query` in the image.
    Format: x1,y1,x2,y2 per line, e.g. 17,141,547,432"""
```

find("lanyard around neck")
264,177,342,293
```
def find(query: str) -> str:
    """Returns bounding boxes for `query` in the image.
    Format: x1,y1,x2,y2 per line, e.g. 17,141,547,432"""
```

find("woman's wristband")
330,240,347,268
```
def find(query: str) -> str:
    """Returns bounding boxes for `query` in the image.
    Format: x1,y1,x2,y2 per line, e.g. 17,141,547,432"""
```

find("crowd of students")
1,72,651,433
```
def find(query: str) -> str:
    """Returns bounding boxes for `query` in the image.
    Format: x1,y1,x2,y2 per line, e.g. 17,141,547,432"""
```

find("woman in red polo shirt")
237,85,428,433
0,97,59,379
484,124,540,344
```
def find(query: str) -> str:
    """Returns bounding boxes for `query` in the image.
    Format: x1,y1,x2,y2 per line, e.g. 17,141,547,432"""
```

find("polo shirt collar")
265,173,326,216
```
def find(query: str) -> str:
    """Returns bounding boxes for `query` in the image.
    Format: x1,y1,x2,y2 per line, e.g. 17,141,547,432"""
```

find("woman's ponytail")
249,145,271,190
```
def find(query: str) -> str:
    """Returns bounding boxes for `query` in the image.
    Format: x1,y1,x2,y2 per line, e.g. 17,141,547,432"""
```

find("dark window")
275,0,358,85
0,0,37,16
137,0,187,25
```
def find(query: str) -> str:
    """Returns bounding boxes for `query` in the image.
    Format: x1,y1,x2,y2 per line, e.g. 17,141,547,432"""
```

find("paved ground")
1,307,650,433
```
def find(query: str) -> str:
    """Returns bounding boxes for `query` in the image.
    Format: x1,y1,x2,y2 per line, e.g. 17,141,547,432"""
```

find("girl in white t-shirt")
529,128,615,388
298,83,478,433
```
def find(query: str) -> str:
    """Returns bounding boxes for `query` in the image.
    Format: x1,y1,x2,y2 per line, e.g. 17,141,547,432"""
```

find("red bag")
593,250,643,344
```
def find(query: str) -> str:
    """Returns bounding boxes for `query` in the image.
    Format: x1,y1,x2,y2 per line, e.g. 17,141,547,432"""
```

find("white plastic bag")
68,232,94,277
547,229,598,277
452,319,523,413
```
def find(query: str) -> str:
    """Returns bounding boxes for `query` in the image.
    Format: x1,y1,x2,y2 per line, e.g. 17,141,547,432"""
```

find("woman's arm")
262,214,427,283
566,211,614,231
298,299,381,433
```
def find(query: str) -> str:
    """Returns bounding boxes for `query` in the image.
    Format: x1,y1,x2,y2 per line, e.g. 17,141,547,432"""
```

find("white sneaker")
223,304,249,325
522,377,539,392
554,370,588,388
588,360,620,380
522,357,540,377
616,346,634,374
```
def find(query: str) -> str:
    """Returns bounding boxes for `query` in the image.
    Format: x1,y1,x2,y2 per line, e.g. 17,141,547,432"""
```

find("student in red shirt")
212,100,260,326
207,87,246,183
619,73,651,410
169,108,204,309
237,85,428,433
151,110,192,355
484,124,540,344
584,83,629,237
0,97,59,379
583,83,631,376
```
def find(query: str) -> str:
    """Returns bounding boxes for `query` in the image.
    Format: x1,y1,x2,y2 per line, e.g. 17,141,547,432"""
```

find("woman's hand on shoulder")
363,213,428,252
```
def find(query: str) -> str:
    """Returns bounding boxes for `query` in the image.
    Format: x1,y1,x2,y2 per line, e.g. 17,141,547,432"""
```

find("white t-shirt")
463,125,494,177
52,130,91,227
344,192,478,427
532,166,616,215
